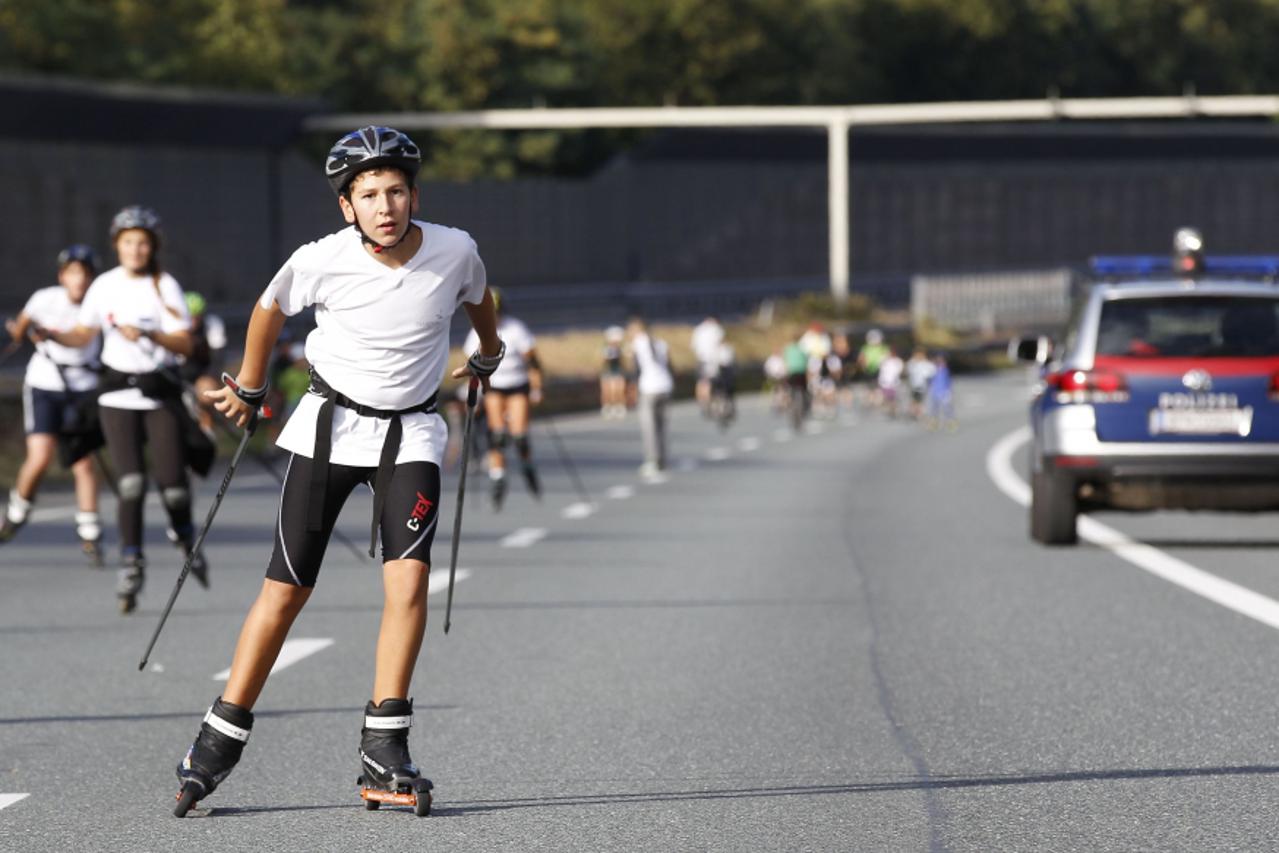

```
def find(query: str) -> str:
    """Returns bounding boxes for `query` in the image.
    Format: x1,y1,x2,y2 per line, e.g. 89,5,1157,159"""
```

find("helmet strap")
352,220,413,255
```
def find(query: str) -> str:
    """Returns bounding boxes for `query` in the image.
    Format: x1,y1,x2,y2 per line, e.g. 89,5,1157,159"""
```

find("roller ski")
489,471,507,512
174,698,253,817
0,491,31,543
76,511,103,568
521,463,541,500
117,552,145,614
357,698,433,816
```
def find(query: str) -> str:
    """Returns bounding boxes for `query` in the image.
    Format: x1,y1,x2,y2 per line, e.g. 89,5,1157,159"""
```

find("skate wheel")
365,798,380,811
119,594,136,615
174,784,200,818
414,791,431,817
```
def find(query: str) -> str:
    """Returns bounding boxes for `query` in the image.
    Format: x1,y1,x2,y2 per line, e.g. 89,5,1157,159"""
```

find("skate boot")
75,511,103,568
0,490,32,543
522,463,541,500
490,470,507,512
116,551,146,614
179,537,210,589
174,697,254,817
358,698,433,816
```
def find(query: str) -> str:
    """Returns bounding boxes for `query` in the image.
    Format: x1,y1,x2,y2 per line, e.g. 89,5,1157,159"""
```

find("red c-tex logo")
406,491,434,532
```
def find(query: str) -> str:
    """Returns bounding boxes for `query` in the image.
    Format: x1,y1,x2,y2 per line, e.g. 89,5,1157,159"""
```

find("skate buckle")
361,788,418,807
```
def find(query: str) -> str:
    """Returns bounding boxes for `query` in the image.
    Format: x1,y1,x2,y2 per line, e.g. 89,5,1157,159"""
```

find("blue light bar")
1090,255,1279,278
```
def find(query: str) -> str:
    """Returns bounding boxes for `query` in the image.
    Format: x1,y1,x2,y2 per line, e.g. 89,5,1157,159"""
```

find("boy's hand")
450,362,490,391
207,374,269,428
204,385,255,428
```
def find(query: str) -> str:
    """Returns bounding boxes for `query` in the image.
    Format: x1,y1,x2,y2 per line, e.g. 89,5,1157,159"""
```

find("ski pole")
444,378,480,635
210,415,366,562
138,407,265,671
543,416,592,506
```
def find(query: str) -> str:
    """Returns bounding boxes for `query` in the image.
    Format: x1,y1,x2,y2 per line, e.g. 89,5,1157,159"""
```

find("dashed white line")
501,527,548,548
987,427,1279,633
803,422,826,436
606,485,635,500
737,436,762,452
773,428,793,443
428,568,470,595
0,794,29,813
214,637,333,682
705,447,732,461
561,502,597,520
640,471,670,485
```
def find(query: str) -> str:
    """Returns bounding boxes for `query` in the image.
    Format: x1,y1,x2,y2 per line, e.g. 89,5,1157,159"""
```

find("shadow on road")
428,764,1279,816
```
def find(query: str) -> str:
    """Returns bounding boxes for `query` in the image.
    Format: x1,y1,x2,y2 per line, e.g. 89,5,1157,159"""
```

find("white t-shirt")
22,286,99,392
266,221,486,467
878,355,904,389
690,320,725,365
906,357,936,391
632,333,674,396
79,268,190,410
463,315,534,391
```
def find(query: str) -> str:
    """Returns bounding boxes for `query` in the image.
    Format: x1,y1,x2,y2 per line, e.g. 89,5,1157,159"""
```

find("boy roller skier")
172,126,504,816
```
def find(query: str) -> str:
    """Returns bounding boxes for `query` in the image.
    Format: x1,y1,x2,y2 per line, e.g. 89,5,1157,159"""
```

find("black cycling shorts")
267,453,441,588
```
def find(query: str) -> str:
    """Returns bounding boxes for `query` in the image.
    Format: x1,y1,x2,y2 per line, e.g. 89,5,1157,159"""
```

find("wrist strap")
221,372,268,407
467,340,506,378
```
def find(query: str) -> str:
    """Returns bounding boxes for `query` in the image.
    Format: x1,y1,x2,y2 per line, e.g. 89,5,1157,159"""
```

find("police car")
1019,233,1279,545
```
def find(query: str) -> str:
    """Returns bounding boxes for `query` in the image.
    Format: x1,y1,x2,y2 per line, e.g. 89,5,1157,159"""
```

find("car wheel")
1030,468,1078,545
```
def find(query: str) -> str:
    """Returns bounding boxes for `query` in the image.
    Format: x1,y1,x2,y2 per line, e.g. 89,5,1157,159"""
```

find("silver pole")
828,117,850,304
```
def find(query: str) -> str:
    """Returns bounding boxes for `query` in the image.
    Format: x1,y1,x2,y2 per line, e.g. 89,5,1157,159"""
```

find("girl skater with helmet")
170,126,503,817
0,245,104,562
462,287,544,510
40,207,210,613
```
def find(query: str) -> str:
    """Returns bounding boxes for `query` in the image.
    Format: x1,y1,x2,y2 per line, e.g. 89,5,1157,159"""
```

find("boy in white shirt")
170,126,503,817
0,245,102,560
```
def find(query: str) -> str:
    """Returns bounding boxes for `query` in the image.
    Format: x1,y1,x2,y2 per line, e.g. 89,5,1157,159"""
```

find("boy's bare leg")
14,434,56,499
222,579,312,709
373,559,430,703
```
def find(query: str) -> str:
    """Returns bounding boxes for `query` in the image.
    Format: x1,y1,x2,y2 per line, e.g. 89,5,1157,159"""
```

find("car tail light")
1047,369,1130,404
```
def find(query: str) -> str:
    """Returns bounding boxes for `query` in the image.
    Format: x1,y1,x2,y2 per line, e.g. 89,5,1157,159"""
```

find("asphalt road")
3,372,1279,852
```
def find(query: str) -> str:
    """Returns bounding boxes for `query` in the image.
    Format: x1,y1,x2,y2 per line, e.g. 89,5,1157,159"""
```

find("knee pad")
161,485,191,512
488,429,509,452
513,434,531,458
118,473,146,501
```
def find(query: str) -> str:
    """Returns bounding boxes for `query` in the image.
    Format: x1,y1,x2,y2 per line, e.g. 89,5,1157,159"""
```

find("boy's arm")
42,323,96,348
452,287,504,388
5,312,30,344
205,299,287,428
526,348,544,404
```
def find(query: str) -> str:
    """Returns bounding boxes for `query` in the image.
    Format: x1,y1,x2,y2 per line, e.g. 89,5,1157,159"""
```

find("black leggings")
267,454,441,588
98,405,193,552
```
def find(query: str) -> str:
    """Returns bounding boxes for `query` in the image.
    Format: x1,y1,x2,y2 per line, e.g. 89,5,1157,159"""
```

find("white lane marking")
737,436,761,452
561,502,597,520
640,471,669,485
803,422,826,435
677,458,699,472
428,568,470,595
214,638,333,681
773,428,793,443
705,447,732,461
606,485,635,500
987,427,1279,632
501,527,548,548
0,794,29,812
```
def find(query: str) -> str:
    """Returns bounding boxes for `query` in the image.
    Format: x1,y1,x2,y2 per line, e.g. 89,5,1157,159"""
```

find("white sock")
7,490,31,524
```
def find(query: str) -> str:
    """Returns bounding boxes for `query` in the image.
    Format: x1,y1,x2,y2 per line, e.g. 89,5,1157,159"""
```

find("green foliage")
8,1,1279,176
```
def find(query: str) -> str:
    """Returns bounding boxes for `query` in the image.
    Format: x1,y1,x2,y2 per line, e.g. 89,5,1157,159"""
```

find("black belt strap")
306,370,438,557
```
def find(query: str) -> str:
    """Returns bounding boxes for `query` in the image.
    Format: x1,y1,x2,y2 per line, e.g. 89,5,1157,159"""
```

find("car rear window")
1096,295,1279,357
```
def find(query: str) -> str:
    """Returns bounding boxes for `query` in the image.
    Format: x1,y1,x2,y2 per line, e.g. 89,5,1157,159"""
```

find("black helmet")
110,206,163,243
57,244,97,274
325,126,421,196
